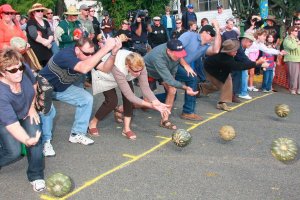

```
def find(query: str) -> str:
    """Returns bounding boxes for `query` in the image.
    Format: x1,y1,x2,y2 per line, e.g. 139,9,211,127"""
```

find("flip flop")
88,127,100,137
122,130,136,140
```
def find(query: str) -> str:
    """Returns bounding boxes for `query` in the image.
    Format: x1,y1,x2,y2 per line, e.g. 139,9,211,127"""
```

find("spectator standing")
222,18,239,41
101,11,115,38
182,4,197,30
115,19,132,50
263,16,281,46
45,8,59,55
88,7,101,48
161,6,176,40
283,26,300,95
78,4,95,39
55,5,81,49
148,16,168,49
26,3,53,67
171,18,186,39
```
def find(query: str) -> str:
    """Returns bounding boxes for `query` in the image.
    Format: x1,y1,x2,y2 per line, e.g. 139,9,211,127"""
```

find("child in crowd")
261,34,277,92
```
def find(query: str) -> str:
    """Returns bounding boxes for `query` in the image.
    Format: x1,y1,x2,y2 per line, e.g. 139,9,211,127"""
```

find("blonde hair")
254,28,267,39
0,48,23,75
125,52,145,71
165,6,171,12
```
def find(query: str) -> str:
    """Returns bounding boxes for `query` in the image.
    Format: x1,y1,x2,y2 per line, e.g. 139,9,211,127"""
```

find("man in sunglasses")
38,37,121,154
176,21,221,121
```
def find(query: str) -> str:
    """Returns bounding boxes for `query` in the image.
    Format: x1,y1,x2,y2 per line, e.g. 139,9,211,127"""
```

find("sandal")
122,130,137,140
88,127,100,137
160,120,177,130
114,106,124,123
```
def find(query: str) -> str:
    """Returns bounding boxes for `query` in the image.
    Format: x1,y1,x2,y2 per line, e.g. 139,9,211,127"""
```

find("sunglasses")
176,22,182,24
79,48,95,56
47,12,53,15
35,10,44,13
3,12,15,15
90,10,95,12
5,64,25,74
129,66,143,73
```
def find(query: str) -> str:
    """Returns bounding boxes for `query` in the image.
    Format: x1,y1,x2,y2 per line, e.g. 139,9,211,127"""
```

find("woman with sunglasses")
89,50,170,140
26,3,53,67
283,26,300,95
0,48,45,192
0,4,27,50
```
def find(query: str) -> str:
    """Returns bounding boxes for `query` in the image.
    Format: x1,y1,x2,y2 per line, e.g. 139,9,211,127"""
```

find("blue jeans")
52,85,93,134
0,117,44,181
175,65,198,114
262,69,273,91
232,70,242,95
194,57,206,82
240,70,249,96
166,28,173,40
40,104,56,144
51,41,60,55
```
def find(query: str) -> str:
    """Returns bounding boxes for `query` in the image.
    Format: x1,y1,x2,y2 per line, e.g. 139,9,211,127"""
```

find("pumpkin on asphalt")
219,125,236,141
46,173,72,197
275,104,290,118
271,138,298,162
172,129,192,147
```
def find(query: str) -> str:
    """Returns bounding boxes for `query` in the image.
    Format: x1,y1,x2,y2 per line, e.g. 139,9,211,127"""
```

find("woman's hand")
27,105,40,125
111,36,122,55
25,130,41,147
184,65,197,77
151,100,171,117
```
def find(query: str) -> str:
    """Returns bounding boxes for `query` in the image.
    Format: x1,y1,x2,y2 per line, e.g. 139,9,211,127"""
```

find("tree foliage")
100,0,170,27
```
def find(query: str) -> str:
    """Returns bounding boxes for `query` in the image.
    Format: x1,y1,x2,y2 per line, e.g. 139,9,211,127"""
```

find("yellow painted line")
40,93,271,200
206,113,217,115
155,136,170,139
184,122,197,125
122,154,137,159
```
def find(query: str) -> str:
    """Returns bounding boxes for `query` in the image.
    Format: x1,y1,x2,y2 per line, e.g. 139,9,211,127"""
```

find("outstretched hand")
151,100,171,117
186,86,199,96
25,130,41,147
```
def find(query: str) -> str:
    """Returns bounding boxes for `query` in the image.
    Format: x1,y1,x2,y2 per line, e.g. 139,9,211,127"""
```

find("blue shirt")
0,64,35,126
179,32,210,67
39,47,81,92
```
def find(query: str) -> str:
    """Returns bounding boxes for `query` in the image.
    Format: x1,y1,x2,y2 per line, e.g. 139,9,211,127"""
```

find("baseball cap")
217,5,223,9
167,39,187,58
153,16,161,21
79,4,89,11
187,4,194,9
200,25,216,37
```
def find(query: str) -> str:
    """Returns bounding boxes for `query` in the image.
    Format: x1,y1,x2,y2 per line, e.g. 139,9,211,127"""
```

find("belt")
134,41,146,44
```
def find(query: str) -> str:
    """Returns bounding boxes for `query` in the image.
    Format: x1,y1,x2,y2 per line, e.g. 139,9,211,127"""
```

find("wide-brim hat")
64,5,80,15
0,4,17,14
239,33,255,42
27,3,47,15
265,15,276,24
221,39,240,53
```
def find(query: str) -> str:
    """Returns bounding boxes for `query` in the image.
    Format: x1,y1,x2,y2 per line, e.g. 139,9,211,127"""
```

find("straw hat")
265,15,276,24
64,5,80,15
239,33,255,42
220,39,240,53
27,3,47,15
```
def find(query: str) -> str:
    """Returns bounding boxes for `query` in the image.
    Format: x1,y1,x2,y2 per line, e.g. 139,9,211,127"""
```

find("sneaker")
290,90,296,95
262,89,272,93
297,90,300,95
69,134,94,145
248,86,259,92
180,113,203,121
217,103,231,111
238,94,252,100
30,179,46,192
43,141,55,157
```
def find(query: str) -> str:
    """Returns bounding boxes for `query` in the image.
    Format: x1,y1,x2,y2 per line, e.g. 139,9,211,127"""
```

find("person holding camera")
130,10,150,56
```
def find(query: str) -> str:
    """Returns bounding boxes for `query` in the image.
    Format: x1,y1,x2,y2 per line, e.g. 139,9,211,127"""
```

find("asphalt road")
1,85,299,200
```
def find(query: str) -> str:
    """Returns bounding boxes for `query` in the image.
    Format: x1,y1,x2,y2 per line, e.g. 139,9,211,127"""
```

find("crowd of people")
0,2,299,193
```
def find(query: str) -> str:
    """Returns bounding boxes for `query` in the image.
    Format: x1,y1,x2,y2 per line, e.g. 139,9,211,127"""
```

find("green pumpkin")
46,173,72,197
172,129,192,147
219,125,236,141
271,138,298,162
275,104,290,118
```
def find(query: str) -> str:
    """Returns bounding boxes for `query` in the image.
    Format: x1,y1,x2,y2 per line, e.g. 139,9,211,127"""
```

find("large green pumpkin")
275,104,290,118
219,125,236,141
172,129,192,147
46,173,72,197
271,138,298,162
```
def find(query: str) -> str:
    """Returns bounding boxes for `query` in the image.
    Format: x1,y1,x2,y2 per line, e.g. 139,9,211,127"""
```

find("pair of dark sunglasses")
3,12,15,15
79,48,95,56
47,12,53,15
35,10,44,13
5,64,25,74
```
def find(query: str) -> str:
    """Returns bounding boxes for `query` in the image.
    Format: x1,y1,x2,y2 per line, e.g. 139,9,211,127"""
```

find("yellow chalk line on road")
40,93,271,200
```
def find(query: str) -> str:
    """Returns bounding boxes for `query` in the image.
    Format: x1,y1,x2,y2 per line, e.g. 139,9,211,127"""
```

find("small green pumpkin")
219,125,236,141
271,138,298,162
172,129,192,147
46,173,72,197
275,104,290,118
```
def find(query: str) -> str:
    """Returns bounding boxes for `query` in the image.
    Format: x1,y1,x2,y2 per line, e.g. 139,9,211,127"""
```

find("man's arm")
206,20,222,56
